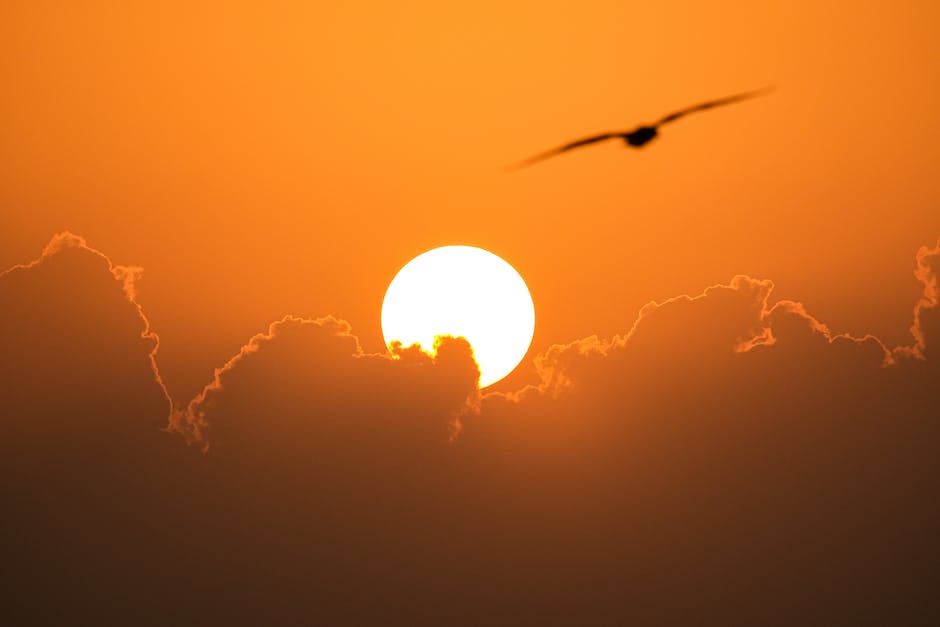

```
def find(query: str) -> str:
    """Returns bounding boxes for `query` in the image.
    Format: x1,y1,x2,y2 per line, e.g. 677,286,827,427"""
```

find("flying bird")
509,87,773,170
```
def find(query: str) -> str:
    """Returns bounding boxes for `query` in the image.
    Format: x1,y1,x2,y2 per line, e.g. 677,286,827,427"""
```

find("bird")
508,87,773,170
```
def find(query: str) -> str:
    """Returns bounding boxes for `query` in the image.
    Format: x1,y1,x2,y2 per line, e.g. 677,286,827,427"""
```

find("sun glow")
381,246,535,388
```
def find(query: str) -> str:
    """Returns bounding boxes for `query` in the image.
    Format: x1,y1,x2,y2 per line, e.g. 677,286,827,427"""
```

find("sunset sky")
2,2,939,624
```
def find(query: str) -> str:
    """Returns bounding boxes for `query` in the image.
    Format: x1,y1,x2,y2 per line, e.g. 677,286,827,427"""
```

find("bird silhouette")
509,87,772,170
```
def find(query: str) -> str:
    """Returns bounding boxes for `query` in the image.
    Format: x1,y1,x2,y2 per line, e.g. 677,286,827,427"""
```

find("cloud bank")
2,233,938,625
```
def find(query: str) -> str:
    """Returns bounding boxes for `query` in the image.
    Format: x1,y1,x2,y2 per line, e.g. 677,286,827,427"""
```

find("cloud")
0,233,187,624
168,315,481,451
897,237,940,360
2,232,938,625
0,231,172,444
166,318,485,622
465,246,939,624
1,233,484,623
495,271,905,403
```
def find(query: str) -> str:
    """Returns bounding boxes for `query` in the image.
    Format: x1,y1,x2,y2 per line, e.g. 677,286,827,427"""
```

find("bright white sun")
382,246,535,388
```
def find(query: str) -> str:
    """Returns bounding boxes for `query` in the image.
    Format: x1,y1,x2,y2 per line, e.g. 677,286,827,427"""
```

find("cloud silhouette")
897,238,940,360
467,246,939,624
1,234,485,624
0,233,187,624
2,233,938,625
0,232,171,426
169,315,480,451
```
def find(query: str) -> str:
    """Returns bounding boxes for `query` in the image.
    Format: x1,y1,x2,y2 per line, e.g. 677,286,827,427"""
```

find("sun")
382,246,535,388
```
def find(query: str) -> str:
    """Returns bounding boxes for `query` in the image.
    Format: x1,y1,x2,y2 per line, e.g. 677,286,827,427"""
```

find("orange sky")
3,1,940,399
3,3,940,619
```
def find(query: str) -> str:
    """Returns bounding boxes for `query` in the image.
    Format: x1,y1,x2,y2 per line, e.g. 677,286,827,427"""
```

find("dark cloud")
169,316,480,450
165,317,483,624
897,238,940,360
468,244,940,624
2,233,938,625
0,233,185,624
1,234,483,624
0,232,171,428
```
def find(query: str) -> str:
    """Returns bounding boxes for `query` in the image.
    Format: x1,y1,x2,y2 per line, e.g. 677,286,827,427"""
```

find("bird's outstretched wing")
508,132,622,170
655,87,773,126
